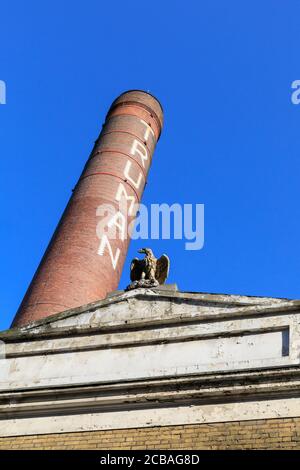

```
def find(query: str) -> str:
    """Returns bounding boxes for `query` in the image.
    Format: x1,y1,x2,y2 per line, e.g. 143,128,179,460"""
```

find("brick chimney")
12,90,163,327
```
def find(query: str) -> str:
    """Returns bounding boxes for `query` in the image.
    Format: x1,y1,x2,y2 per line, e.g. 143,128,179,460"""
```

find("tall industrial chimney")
12,90,163,327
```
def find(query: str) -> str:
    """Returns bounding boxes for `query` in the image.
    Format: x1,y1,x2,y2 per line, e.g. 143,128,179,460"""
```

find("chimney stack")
12,90,163,327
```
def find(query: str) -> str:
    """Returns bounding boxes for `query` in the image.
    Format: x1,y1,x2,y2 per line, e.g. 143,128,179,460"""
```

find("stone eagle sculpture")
126,248,170,290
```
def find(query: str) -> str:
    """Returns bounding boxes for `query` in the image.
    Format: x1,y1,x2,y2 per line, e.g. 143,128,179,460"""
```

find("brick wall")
0,418,299,449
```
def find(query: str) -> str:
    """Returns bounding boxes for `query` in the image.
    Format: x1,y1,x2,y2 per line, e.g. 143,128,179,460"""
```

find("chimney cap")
108,89,164,138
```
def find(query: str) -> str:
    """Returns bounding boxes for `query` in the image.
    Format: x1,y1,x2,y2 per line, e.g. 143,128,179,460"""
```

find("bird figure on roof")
126,248,170,290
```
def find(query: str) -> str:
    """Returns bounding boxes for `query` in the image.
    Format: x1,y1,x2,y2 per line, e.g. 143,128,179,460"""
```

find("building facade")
1,285,300,449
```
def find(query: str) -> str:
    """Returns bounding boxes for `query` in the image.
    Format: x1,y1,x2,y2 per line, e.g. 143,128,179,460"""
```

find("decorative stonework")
126,248,169,291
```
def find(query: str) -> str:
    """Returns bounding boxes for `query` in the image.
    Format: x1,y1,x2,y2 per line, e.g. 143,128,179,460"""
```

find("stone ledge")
1,366,300,419
1,397,300,437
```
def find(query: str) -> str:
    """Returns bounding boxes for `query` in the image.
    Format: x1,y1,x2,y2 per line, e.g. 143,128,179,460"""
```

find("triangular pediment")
2,286,299,341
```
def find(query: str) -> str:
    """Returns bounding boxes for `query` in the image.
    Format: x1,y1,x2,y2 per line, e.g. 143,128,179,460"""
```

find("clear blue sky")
0,1,299,330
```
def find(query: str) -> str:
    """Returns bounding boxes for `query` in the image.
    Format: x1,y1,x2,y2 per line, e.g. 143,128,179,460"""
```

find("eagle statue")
126,248,170,290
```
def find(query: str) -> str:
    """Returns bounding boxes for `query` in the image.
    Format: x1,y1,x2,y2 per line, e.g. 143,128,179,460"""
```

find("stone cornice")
1,366,300,420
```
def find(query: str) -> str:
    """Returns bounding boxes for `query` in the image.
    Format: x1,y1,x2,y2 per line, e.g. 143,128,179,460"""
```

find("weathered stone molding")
1,397,300,437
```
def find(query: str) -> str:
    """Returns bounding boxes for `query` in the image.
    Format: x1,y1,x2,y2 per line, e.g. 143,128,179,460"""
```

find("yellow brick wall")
0,418,299,450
